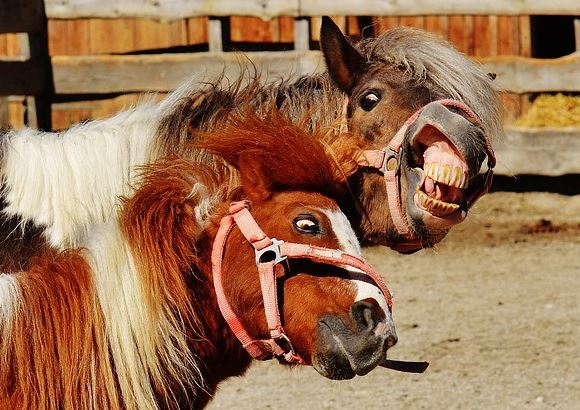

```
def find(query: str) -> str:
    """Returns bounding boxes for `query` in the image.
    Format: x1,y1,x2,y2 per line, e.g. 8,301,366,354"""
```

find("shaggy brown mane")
194,110,363,202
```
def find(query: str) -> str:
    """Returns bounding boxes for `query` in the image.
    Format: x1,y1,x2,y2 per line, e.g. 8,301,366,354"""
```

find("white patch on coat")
323,209,390,317
84,219,202,410
1,101,161,249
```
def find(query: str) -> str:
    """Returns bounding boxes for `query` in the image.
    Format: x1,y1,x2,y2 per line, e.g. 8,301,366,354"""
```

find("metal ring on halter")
381,146,402,175
255,238,287,266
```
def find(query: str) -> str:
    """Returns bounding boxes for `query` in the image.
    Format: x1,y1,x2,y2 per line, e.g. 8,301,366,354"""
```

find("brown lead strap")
380,359,429,373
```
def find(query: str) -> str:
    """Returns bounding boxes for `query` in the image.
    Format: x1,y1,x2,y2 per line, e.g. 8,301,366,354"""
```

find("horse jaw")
402,102,488,234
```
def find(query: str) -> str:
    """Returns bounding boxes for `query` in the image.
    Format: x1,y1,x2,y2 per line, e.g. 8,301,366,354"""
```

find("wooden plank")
48,20,69,55
474,16,498,57
89,19,136,54
208,18,223,52
51,51,324,94
374,17,400,35
424,16,448,39
0,33,22,56
51,93,168,130
187,17,209,45
0,0,44,34
497,128,580,176
448,16,474,55
480,53,580,94
67,20,91,55
497,16,518,56
46,52,580,96
399,16,425,30
133,19,188,51
519,16,532,57
43,0,580,19
231,17,276,42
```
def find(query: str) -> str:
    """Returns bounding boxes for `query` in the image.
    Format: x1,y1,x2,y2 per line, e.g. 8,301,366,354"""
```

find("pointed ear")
320,16,364,92
238,155,272,201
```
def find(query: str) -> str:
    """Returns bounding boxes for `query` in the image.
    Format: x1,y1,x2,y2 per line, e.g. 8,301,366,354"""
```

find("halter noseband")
211,200,393,365
354,99,496,253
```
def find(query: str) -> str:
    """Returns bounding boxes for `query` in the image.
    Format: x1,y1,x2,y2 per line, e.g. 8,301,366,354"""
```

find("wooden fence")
1,0,579,175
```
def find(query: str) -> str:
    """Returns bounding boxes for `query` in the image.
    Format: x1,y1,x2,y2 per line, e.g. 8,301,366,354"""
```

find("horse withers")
0,113,421,409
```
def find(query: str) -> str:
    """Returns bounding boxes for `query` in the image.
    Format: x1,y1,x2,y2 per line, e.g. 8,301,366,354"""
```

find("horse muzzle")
403,100,494,233
313,299,397,380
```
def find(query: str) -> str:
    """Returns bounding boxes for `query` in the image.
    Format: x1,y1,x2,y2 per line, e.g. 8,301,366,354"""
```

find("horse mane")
155,70,345,164
359,26,504,143
194,109,360,201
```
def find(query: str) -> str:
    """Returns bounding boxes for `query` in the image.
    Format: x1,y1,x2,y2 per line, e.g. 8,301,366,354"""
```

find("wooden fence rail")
42,0,580,20
36,52,579,96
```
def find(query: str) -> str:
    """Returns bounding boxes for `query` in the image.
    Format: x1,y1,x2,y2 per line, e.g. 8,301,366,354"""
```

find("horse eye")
293,216,321,234
359,91,381,111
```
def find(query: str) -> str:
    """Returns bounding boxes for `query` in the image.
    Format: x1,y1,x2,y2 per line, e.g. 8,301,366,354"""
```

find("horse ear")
320,16,364,92
238,155,272,201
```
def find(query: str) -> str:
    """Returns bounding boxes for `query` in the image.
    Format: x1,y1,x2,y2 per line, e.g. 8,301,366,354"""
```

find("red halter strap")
211,200,393,365
355,99,496,252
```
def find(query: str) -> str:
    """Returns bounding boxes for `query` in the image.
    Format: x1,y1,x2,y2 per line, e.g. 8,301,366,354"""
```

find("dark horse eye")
293,215,321,234
359,91,381,111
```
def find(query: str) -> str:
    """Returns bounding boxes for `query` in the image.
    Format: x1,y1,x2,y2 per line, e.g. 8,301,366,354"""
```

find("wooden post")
294,17,310,51
208,17,224,52
0,0,53,130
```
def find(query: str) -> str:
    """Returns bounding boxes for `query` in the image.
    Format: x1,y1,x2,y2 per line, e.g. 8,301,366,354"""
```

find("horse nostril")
351,299,384,332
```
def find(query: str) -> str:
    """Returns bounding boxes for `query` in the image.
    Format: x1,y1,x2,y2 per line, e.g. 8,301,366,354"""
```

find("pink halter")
355,99,496,253
211,200,393,364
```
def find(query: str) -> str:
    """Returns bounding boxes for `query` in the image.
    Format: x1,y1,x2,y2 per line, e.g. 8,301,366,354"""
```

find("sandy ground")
207,192,580,410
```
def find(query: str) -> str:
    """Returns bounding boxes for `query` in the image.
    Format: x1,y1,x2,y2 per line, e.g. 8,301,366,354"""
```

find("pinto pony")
0,113,406,409
0,18,501,271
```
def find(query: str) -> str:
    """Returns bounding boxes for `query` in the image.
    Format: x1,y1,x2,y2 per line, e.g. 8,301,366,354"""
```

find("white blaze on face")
322,209,391,317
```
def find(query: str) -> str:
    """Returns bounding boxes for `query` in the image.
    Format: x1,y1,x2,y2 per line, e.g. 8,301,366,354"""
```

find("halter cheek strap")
355,99,496,252
211,200,393,364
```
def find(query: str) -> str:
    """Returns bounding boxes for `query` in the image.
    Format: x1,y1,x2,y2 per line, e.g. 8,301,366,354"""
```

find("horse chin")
312,355,357,380
312,315,394,380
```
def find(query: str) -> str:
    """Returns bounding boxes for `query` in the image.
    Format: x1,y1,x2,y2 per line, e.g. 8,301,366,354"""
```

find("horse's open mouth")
410,124,468,221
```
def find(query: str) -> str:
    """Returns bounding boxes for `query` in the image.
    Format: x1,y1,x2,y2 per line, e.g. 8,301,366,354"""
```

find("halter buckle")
381,146,401,175
272,332,301,363
255,238,287,266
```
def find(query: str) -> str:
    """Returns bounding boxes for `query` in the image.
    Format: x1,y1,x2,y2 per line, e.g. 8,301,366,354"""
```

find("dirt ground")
207,192,580,410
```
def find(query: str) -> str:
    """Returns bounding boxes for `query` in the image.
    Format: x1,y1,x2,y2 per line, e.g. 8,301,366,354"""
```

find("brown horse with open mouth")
319,17,499,251
0,17,501,271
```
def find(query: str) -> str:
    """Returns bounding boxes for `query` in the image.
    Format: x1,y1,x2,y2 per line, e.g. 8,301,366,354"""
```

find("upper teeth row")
424,162,468,189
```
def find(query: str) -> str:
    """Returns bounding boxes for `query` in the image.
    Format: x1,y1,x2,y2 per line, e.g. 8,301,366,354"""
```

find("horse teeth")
416,190,460,216
424,162,439,181
440,164,452,185
423,162,466,189
450,166,463,188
